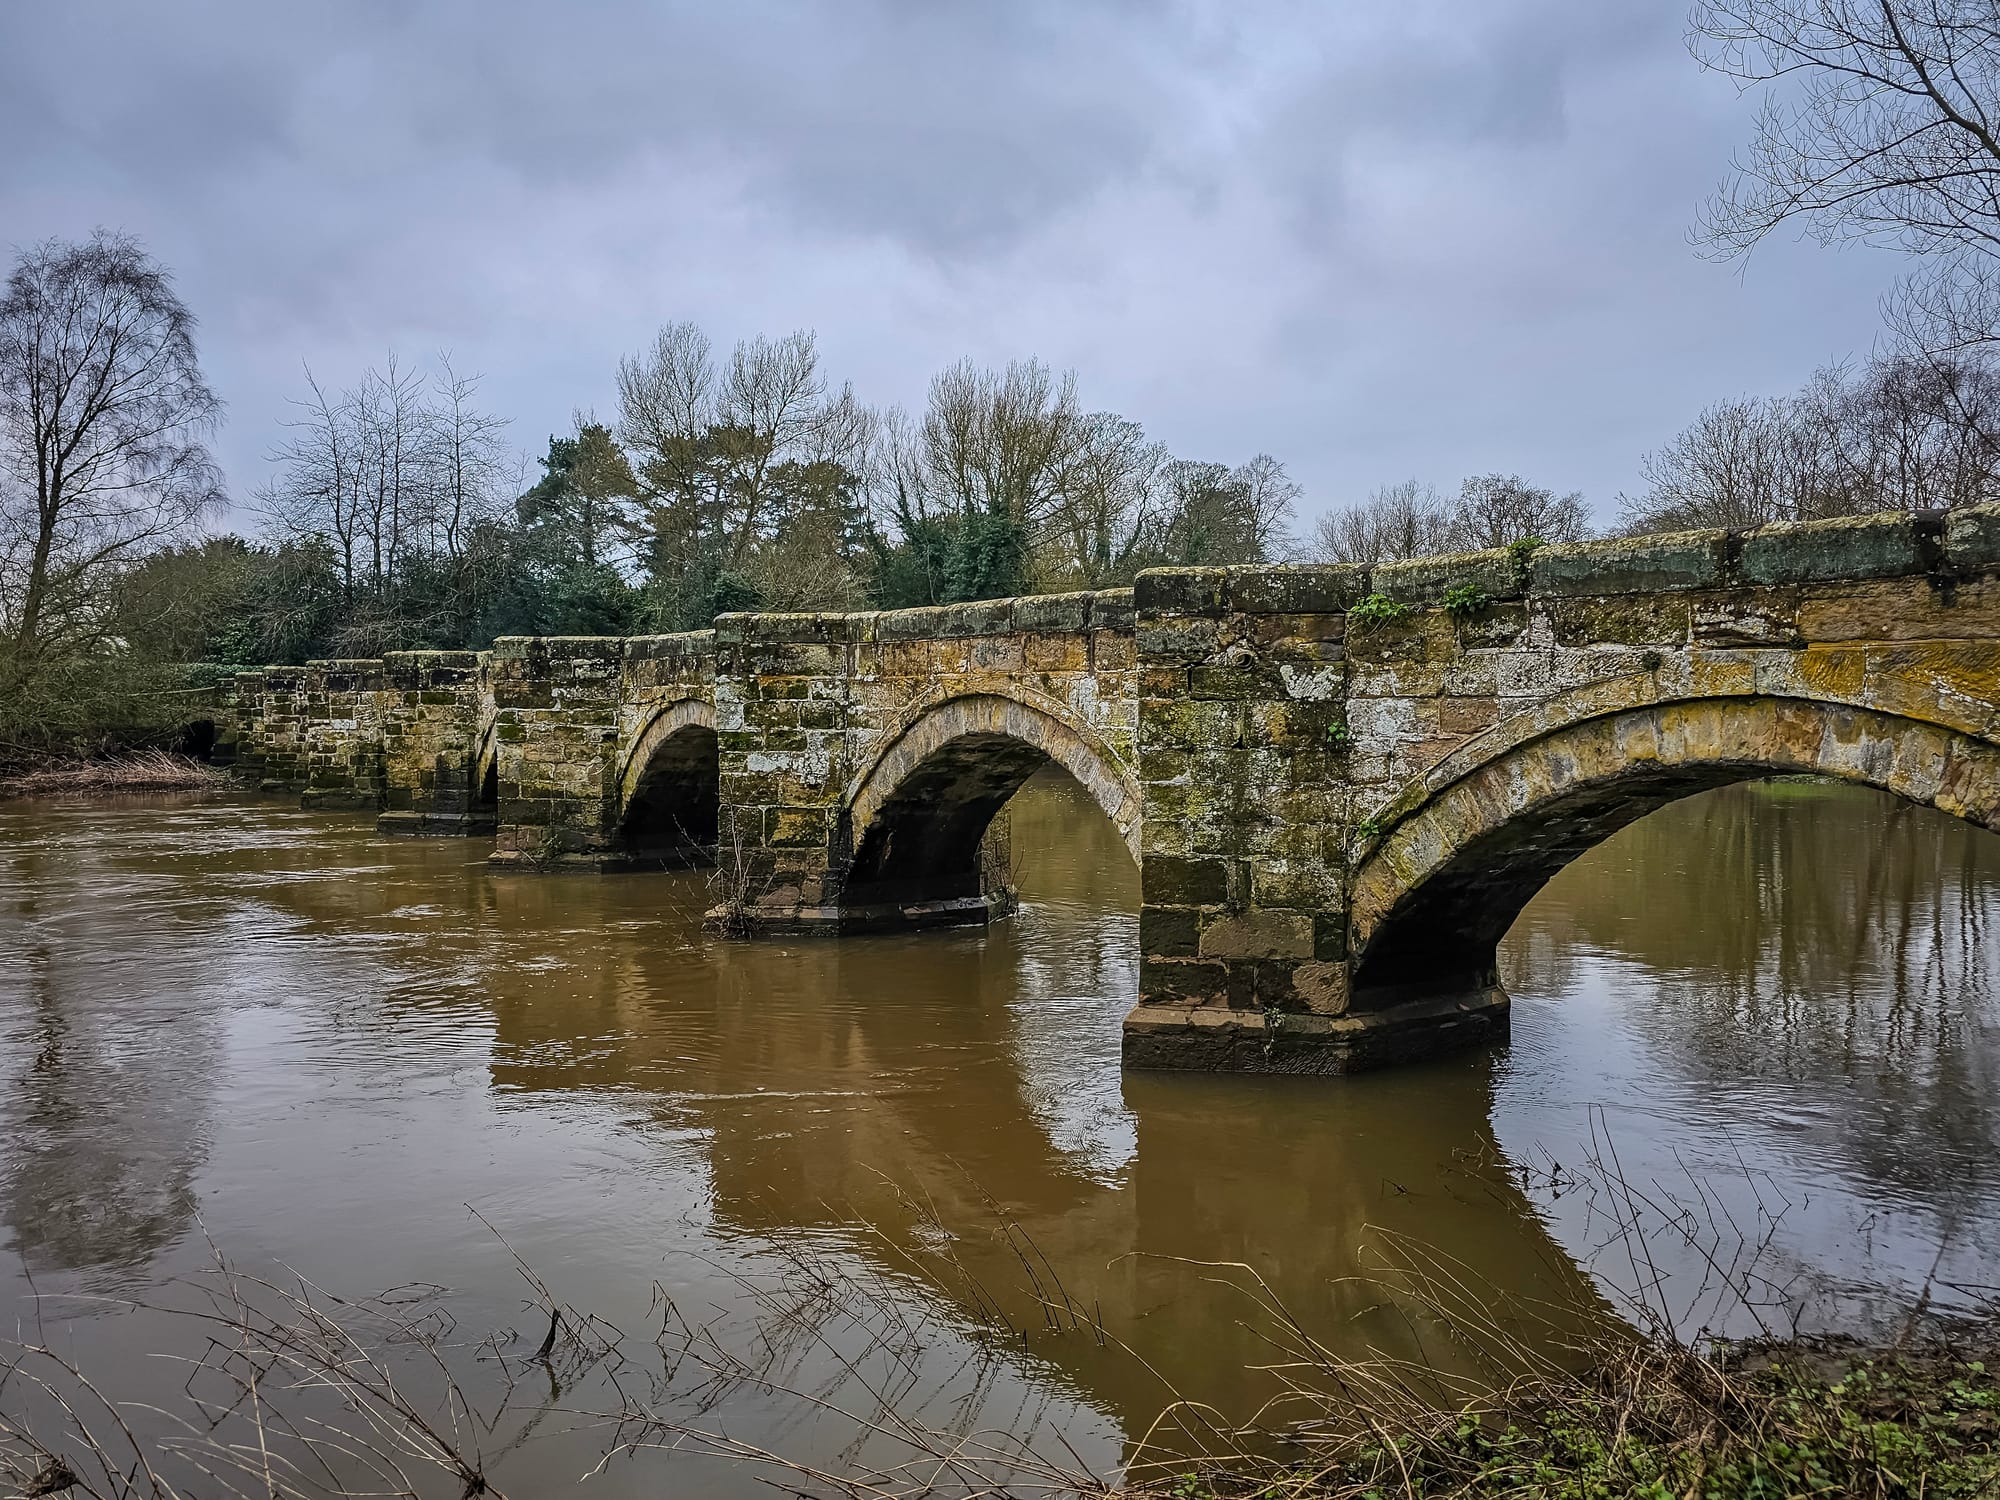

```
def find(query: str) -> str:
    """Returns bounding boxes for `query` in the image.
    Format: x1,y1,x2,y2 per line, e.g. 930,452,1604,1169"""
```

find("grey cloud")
0,0,1905,522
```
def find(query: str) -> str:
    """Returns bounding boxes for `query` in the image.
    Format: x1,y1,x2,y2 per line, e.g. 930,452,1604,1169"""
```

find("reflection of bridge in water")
462,776,1606,1437
214,505,2000,1072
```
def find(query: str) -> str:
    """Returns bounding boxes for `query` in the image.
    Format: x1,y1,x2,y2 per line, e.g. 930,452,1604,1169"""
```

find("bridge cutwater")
203,506,2000,1075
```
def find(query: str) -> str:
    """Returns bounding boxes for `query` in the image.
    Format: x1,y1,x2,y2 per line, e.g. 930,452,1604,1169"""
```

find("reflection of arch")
617,699,719,858
1349,696,2000,1005
842,692,1139,902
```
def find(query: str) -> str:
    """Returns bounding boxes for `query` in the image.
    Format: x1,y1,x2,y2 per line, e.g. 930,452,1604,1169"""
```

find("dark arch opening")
177,719,218,763
620,725,719,866
843,733,1053,906
1352,762,1766,1006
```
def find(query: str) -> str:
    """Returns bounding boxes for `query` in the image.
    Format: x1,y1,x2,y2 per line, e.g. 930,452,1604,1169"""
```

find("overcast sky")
1,0,1910,532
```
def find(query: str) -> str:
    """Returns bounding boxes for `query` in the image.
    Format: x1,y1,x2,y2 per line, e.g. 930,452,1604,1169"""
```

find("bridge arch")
841,692,1140,904
617,699,719,861
1348,695,2000,1007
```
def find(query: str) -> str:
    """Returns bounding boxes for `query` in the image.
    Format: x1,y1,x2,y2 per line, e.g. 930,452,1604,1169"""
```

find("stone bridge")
209,506,2000,1074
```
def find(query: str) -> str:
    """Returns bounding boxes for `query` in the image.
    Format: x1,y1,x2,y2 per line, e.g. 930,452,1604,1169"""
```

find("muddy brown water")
3,771,1998,1492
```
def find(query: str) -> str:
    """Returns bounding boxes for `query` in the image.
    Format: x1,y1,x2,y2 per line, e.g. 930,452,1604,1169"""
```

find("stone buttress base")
1121,985,1509,1075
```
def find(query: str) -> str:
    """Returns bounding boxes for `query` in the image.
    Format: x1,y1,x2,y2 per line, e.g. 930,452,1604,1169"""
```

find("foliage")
1441,583,1490,617
1348,593,1412,628
1147,1341,2000,1499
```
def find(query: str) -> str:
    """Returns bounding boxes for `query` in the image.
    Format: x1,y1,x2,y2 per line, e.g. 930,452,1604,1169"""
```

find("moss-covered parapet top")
713,588,1135,645
1137,503,2000,617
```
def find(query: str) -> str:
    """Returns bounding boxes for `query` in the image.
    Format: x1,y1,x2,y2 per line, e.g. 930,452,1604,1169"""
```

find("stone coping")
712,587,1135,644
1134,503,2000,615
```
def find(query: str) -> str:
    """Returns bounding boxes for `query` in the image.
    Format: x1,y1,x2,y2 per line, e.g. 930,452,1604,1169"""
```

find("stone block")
767,807,829,847
1737,512,1927,586
1136,617,1223,663
1546,594,1692,646
935,598,1015,637
1798,577,1994,642
1088,589,1135,630
1437,695,1500,734
1139,906,1200,957
971,635,1026,671
1011,591,1091,632
1133,567,1228,617
1226,566,1368,615
1139,698,1242,751
1188,664,1276,700
1373,549,1519,605
1694,593,1801,647
1138,956,1231,1005
1531,530,1728,595
1142,855,1229,905
877,606,949,641
1946,503,2000,573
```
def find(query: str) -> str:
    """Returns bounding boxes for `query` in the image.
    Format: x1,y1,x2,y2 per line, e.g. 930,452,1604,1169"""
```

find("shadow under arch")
840,692,1140,907
617,699,719,865
1351,696,2000,1008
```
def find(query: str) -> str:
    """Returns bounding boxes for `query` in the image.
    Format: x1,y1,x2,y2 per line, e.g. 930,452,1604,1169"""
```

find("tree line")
146,325,1303,668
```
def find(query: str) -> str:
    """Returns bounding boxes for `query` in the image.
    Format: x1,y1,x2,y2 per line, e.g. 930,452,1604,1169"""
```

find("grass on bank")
1135,1331,2000,1500
0,748,227,800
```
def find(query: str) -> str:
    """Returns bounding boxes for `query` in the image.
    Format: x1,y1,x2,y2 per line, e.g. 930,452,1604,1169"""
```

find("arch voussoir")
845,691,1142,869
1351,696,2000,1004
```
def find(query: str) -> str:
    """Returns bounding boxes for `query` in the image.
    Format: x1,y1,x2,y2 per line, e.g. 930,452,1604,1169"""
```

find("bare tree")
1138,454,1301,566
1621,351,2000,530
919,357,1087,541
1232,452,1304,559
0,232,222,676
429,355,510,558
1038,411,1165,587
1692,0,2000,353
1445,473,1593,549
1619,390,1839,531
258,352,511,632
615,322,864,620
1311,480,1452,564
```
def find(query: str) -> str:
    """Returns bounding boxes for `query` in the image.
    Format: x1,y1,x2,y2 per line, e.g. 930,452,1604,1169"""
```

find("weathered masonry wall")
377,652,492,836
209,505,2000,1077
713,589,1137,931
485,631,716,866
1122,507,2000,1072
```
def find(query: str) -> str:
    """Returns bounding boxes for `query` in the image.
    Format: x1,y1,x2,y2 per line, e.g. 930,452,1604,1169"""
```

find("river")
2,772,1997,1493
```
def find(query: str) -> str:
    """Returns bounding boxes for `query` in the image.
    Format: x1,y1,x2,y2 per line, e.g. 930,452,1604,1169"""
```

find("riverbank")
0,748,226,799
1132,1323,2000,1500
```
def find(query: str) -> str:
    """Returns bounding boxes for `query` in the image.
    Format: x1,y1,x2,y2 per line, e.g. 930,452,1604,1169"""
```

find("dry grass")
0,750,227,800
